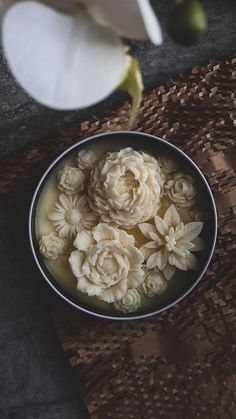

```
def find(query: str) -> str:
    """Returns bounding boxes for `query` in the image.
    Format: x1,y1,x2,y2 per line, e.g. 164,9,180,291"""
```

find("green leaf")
119,55,143,125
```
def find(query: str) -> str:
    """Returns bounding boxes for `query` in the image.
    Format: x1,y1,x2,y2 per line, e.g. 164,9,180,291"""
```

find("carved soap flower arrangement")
39,148,207,314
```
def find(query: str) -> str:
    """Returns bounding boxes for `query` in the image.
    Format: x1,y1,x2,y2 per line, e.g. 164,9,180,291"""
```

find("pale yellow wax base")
35,145,189,313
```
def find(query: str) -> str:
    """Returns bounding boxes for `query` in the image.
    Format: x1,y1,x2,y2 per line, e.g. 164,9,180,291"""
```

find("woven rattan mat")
1,54,236,418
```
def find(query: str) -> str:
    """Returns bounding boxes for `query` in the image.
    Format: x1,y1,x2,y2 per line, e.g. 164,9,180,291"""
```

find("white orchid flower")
0,0,162,111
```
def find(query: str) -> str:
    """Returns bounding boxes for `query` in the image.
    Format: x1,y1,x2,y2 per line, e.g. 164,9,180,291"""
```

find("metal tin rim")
29,130,218,321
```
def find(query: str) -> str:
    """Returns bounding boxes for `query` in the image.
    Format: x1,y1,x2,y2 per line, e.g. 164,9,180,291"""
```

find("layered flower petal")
100,278,127,303
192,236,206,251
73,230,95,252
164,204,181,227
138,222,158,239
147,247,168,270
182,222,203,242
76,275,103,297
2,1,125,109
163,264,176,281
68,250,84,278
92,223,116,242
127,270,144,289
154,215,169,237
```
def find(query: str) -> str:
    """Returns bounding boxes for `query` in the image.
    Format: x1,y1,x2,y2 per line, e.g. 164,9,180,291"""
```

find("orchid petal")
137,0,163,45
2,1,125,109
87,0,162,43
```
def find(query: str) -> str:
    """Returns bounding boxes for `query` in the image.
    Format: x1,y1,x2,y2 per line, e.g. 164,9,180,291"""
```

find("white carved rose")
88,147,164,228
138,269,167,297
57,165,85,195
39,232,68,260
69,223,145,303
114,289,141,313
76,149,97,170
158,154,179,177
165,172,198,209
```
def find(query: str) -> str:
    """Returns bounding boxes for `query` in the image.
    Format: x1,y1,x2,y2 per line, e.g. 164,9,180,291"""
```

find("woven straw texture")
1,54,236,419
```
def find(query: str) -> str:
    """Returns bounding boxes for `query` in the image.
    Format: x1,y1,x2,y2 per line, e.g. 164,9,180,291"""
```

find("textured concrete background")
0,0,235,418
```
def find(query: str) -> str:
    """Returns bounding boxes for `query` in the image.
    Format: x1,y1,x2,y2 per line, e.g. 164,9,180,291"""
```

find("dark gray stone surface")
0,1,235,418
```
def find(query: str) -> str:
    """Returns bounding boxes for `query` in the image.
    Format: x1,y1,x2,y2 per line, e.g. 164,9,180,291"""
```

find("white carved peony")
158,154,179,177
88,147,164,228
76,149,97,170
139,204,205,271
69,223,145,303
165,172,198,209
48,194,97,238
57,165,85,195
138,268,167,297
39,232,68,260
114,289,141,313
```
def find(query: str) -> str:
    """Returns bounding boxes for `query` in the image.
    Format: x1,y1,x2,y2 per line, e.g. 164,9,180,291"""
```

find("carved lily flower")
1,0,162,110
139,204,206,271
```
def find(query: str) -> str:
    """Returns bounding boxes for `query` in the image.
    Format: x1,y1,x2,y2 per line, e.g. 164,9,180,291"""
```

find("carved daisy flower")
139,204,206,271
48,194,97,238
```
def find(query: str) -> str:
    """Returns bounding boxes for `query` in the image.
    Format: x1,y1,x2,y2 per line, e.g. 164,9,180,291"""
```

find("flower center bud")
65,209,81,225
165,234,176,251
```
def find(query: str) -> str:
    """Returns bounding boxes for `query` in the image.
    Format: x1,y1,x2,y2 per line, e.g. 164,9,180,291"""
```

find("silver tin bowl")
29,131,217,320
